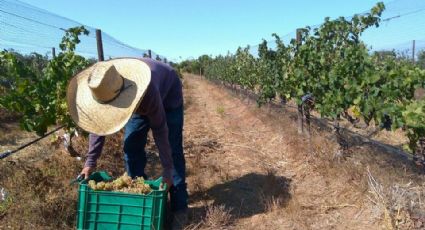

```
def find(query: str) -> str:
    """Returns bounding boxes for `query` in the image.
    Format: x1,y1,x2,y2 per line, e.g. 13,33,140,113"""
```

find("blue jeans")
123,105,188,212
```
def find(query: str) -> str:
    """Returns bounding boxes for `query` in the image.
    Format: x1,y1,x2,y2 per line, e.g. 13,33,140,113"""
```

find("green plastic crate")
76,171,167,230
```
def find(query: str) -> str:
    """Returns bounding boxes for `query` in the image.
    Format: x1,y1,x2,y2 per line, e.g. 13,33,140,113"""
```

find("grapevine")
182,2,425,157
0,26,90,136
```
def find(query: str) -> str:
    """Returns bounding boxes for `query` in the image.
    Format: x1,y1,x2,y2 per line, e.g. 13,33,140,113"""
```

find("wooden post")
148,50,152,58
96,29,104,61
296,29,302,44
296,29,304,135
51,47,56,58
304,102,311,139
297,104,304,134
412,40,416,64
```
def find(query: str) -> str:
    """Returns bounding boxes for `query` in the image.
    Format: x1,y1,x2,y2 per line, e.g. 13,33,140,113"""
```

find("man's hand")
81,166,94,180
161,177,173,191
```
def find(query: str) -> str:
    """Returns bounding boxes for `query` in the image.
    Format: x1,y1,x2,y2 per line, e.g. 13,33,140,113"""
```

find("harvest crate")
76,171,167,230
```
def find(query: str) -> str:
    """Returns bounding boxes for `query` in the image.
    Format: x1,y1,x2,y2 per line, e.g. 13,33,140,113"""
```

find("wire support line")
0,125,64,160
2,0,86,27
0,8,65,31
382,8,425,22
0,21,61,42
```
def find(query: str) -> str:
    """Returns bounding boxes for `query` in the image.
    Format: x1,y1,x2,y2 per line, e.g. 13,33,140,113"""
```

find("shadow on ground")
190,172,292,223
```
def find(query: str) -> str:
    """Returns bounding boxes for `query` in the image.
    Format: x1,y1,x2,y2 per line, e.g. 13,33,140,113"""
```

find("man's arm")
140,86,174,182
85,133,105,168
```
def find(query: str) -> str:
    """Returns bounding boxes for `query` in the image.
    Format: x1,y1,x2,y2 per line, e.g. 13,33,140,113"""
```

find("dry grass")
0,124,126,229
201,205,233,229
367,168,425,229
260,169,290,213
0,153,80,229
191,75,425,229
216,105,225,116
261,195,284,213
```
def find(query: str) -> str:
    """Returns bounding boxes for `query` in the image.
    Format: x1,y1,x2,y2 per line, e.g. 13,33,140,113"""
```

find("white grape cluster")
88,173,152,195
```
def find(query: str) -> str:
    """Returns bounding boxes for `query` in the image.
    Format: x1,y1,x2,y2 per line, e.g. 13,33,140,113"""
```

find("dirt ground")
0,74,424,229
182,74,424,229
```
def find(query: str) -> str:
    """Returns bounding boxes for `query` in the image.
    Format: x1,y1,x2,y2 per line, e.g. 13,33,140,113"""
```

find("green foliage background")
178,2,425,154
0,26,92,135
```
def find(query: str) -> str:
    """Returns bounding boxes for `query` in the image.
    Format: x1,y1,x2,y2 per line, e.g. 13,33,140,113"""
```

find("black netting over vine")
0,0,167,60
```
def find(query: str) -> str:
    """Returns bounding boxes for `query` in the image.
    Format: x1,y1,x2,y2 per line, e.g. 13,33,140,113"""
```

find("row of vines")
0,26,91,136
183,3,425,157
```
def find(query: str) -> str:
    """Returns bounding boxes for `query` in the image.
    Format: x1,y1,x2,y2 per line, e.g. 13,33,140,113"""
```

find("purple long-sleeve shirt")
85,58,183,180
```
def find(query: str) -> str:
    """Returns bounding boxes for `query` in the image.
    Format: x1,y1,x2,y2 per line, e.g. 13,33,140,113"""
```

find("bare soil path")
182,74,424,230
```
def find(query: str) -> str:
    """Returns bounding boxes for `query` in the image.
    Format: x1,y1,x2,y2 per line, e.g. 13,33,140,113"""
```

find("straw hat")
67,58,151,135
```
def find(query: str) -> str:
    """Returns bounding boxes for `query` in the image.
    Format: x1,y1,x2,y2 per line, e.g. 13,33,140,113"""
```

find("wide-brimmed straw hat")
67,58,151,135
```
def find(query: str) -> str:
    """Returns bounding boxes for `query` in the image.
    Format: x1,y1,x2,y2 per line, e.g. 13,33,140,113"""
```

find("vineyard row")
179,2,425,158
